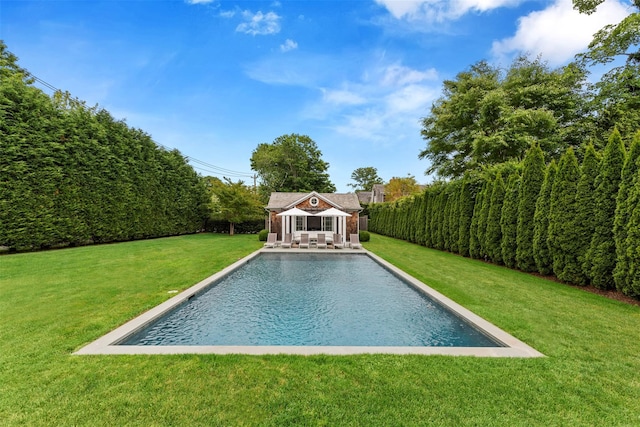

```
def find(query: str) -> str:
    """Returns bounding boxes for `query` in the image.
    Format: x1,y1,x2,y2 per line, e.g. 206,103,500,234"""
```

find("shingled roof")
266,192,361,211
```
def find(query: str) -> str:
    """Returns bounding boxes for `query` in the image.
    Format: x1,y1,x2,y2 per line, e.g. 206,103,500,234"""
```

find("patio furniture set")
263,232,362,249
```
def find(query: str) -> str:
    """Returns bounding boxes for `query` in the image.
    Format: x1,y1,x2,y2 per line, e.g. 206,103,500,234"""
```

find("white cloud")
374,0,523,22
492,0,631,66
321,88,367,106
385,84,437,113
381,64,438,86
280,39,298,52
186,0,215,4
236,10,281,35
313,62,440,143
219,10,236,18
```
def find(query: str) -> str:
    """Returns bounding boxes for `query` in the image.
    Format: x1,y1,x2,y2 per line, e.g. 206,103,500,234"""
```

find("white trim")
284,191,344,210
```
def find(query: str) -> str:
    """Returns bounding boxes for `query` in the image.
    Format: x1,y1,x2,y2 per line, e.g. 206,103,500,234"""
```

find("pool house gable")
285,191,342,211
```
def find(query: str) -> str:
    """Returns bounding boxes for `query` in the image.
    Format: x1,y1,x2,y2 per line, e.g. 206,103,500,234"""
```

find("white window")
309,197,319,207
323,217,333,231
296,216,305,231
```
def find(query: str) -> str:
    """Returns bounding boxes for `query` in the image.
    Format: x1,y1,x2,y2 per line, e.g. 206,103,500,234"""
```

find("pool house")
266,191,362,246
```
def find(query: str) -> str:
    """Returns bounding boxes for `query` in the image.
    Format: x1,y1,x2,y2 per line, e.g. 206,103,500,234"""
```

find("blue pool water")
121,253,501,347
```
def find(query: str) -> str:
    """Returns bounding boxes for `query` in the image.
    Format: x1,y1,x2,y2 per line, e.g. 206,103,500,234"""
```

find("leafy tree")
250,134,335,199
485,172,506,264
501,174,521,268
573,0,639,64
516,142,546,272
385,175,422,202
614,131,640,293
419,61,500,178
575,1,640,144
348,166,384,192
207,177,264,236
533,160,558,275
573,144,600,285
419,56,587,179
548,148,582,283
585,128,625,289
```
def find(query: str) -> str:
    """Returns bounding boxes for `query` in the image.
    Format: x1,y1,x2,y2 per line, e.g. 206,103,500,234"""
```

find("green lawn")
1,233,639,426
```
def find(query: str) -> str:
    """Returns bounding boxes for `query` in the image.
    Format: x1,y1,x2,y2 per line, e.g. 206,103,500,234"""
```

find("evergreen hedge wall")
369,130,640,299
0,56,209,251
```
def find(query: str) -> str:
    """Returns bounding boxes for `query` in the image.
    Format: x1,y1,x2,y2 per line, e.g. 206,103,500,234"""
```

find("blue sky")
1,0,631,191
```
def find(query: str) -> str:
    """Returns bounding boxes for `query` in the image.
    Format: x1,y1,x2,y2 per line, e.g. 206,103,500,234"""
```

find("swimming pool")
76,249,544,357
121,253,498,347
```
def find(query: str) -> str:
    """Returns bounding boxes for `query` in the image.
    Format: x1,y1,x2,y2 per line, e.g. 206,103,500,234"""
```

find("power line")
25,68,255,180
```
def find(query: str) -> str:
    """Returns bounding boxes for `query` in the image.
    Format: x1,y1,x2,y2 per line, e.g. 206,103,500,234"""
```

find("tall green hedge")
0,49,209,251
367,131,640,298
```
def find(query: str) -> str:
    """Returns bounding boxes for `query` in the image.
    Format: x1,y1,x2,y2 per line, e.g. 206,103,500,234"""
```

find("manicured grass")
1,233,640,426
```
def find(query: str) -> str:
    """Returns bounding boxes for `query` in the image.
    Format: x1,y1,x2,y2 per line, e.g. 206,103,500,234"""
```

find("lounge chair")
349,234,362,249
332,233,344,249
263,232,277,248
281,233,293,249
299,233,310,249
316,233,327,249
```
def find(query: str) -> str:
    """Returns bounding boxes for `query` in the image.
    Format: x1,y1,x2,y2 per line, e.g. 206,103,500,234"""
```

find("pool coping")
74,248,544,357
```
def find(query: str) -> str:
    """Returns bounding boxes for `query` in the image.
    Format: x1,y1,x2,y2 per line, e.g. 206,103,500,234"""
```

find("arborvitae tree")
516,142,546,271
447,182,461,253
548,148,582,283
432,189,447,250
585,130,626,289
573,144,601,285
485,173,506,264
476,179,494,259
501,174,521,268
442,189,453,251
457,177,476,257
533,160,558,275
415,192,427,246
623,172,640,297
469,180,487,259
424,190,435,248
614,132,640,293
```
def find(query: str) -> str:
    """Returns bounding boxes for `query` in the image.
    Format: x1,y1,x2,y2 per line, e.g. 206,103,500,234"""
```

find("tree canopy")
385,175,422,202
348,166,384,192
419,56,588,179
250,134,335,199
205,177,264,235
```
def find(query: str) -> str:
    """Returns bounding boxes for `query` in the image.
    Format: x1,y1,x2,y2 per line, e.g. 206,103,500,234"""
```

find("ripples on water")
122,253,499,347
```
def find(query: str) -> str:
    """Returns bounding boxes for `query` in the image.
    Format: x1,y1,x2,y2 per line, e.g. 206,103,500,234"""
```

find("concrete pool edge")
74,248,545,358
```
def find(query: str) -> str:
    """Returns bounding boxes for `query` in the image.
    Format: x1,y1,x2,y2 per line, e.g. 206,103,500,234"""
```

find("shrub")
359,231,370,242
258,229,269,241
